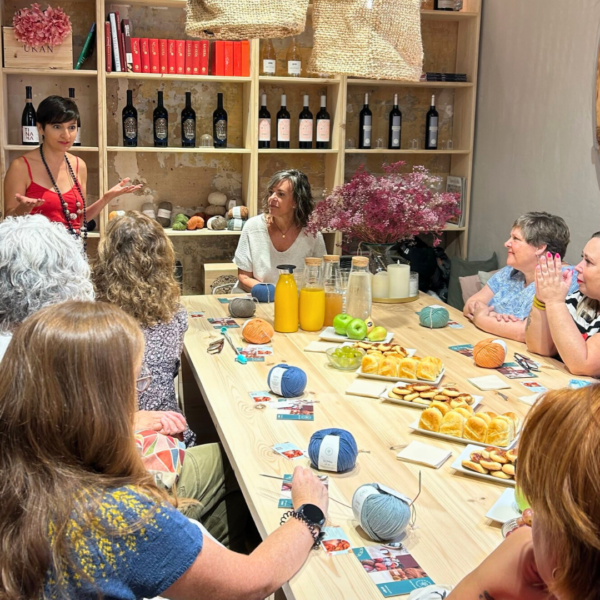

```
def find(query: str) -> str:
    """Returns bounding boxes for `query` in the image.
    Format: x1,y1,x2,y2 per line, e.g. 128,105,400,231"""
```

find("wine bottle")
68,88,82,146
122,89,138,147
153,90,168,147
276,94,291,149
358,93,372,149
258,93,271,149
213,92,228,148
316,95,331,149
181,91,196,148
260,39,277,76
388,93,402,149
298,94,313,149
21,86,39,146
286,36,302,77
434,0,455,10
425,94,439,150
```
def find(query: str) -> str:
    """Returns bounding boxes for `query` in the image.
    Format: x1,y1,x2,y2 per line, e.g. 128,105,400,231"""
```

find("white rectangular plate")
485,488,520,522
450,445,516,487
358,365,444,386
381,385,482,411
318,327,395,344
409,419,520,450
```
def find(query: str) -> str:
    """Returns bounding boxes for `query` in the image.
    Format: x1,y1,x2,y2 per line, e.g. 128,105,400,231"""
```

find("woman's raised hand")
535,252,572,306
14,193,44,212
106,178,144,201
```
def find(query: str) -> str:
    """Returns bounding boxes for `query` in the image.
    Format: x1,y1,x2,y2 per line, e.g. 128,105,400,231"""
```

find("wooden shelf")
258,148,338,154
442,225,466,232
345,149,471,155
421,9,479,20
258,76,340,85
347,79,473,88
2,68,98,77
165,228,242,237
4,145,99,152
106,72,251,83
86,232,100,238
106,146,251,154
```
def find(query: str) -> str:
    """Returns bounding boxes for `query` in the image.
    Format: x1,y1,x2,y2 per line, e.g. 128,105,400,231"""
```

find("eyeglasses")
514,352,540,372
136,364,152,393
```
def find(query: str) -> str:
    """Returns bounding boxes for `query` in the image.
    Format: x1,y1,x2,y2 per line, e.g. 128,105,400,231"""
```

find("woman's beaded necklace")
39,143,88,248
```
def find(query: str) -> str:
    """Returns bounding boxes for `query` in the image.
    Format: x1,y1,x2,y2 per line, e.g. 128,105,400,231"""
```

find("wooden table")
181,294,577,600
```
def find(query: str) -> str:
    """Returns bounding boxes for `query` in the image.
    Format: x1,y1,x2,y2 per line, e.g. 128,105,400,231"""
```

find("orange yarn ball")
241,318,274,345
473,338,507,369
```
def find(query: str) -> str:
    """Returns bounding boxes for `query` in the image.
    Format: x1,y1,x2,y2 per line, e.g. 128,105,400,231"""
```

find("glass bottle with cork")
345,256,372,321
299,257,325,332
323,255,343,327
274,265,299,333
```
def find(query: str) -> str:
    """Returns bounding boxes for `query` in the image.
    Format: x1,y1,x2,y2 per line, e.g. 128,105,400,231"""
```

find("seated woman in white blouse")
234,169,326,292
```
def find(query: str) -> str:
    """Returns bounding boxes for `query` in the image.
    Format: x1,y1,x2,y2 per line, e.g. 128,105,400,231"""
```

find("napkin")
518,393,541,406
304,340,339,353
396,441,452,469
345,378,388,399
467,375,511,391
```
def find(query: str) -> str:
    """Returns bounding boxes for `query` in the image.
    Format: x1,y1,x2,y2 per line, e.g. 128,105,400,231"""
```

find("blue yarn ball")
352,483,412,542
419,306,450,329
267,364,307,398
308,428,358,473
252,283,276,303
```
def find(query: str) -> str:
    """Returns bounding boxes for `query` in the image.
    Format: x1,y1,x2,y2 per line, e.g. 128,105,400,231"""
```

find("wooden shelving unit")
0,0,480,290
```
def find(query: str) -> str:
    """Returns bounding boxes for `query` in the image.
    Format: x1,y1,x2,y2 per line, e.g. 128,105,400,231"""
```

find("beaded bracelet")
532,295,546,311
280,510,323,550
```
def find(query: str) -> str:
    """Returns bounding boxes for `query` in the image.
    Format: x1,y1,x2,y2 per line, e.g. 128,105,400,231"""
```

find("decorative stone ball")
207,192,228,206
205,205,227,217
473,338,507,369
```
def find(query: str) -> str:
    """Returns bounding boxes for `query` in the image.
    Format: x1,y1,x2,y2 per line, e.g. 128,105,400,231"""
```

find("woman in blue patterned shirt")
463,212,576,342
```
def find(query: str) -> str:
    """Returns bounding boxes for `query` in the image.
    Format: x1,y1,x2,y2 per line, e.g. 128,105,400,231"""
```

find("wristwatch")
280,503,326,549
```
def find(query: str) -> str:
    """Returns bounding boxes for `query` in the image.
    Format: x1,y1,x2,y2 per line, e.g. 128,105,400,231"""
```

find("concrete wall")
469,0,600,264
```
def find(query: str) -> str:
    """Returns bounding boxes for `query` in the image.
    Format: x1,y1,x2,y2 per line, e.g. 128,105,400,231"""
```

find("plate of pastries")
342,341,416,356
358,354,445,385
381,383,482,410
452,445,517,486
410,406,520,449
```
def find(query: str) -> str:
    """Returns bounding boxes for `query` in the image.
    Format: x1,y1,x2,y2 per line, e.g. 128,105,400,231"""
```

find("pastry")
391,386,412,396
417,356,443,381
413,384,435,393
419,407,444,432
501,463,515,476
490,470,513,480
440,387,460,398
378,356,400,377
450,399,472,410
463,416,488,443
482,411,498,420
489,449,509,464
495,416,516,440
433,394,449,401
486,417,513,447
462,460,489,474
399,357,420,379
456,393,474,405
361,353,383,374
419,390,439,399
479,459,502,471
439,411,465,437
506,448,518,463
480,447,494,459
404,392,420,402
430,401,451,416
502,412,520,431
454,407,474,420
388,389,406,400
413,396,432,406
477,413,493,426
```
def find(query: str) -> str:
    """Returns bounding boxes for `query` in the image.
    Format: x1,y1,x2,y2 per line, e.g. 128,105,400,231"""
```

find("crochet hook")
220,326,247,364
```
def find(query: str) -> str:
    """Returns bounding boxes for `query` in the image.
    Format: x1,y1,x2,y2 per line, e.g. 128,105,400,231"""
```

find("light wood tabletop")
181,293,580,600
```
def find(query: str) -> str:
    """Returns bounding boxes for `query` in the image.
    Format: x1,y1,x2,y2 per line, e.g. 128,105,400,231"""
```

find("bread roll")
417,356,443,381
482,411,498,420
454,407,474,420
430,401,451,416
456,393,474,405
450,400,473,411
477,412,492,426
378,356,400,378
419,407,443,432
486,418,512,447
501,463,515,476
495,416,516,440
502,412,520,431
464,416,488,443
440,411,465,438
362,353,382,374
399,357,419,379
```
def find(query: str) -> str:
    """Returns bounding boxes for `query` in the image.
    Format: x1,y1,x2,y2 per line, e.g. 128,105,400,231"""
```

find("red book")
121,19,133,72
185,40,193,75
167,39,176,74
224,41,234,76
176,40,185,74
192,41,200,75
200,40,209,75
105,21,112,73
140,38,150,73
149,38,159,73
131,37,141,73
233,41,242,76
159,39,168,74
214,41,225,76
241,40,250,77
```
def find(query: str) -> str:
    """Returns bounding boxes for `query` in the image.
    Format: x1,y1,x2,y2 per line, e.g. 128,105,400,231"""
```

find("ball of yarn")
156,201,173,227
172,220,187,231
227,218,245,231
141,202,156,219
241,317,275,344
229,298,257,319
473,338,507,369
108,210,125,221
267,364,307,398
308,428,358,473
207,216,227,230
419,306,450,329
187,216,204,230
207,191,228,206
227,206,249,220
352,484,412,542
252,283,275,303
205,205,227,216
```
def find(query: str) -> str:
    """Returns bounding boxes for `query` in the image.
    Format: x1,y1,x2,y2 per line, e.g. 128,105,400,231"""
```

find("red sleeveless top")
22,156,83,230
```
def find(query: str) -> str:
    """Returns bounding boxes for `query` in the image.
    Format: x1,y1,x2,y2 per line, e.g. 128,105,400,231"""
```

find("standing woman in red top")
3,95,142,241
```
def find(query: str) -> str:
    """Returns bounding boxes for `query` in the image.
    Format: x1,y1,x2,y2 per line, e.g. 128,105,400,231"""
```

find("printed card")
569,378,592,389
320,527,352,555
272,442,306,460
520,381,548,394
217,297,230,304
447,320,464,329
277,401,314,421
497,362,537,379
188,311,205,318
249,390,277,403
279,474,328,508
449,344,474,357
353,545,435,598
207,317,239,329
236,345,274,362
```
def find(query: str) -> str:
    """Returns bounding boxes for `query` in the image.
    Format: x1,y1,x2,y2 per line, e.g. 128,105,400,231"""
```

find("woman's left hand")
535,253,572,306
106,178,144,202
472,301,493,324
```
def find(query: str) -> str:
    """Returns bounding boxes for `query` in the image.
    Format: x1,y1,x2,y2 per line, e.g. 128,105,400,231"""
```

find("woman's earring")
552,567,559,579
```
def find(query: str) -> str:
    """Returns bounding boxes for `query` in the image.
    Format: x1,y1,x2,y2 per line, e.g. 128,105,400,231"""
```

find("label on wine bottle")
183,118,195,140
155,118,168,140
259,118,271,141
75,128,82,144
428,117,438,146
391,116,401,147
124,117,137,140
299,119,313,142
22,126,39,144
362,116,372,146
317,119,330,142
437,0,455,7
263,59,276,75
215,119,227,141
287,60,301,75
277,119,290,142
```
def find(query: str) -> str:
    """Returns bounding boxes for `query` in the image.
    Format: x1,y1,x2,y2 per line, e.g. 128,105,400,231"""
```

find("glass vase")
362,243,397,274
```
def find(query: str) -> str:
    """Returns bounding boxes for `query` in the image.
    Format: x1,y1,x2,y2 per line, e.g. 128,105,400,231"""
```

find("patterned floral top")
138,307,196,447
44,485,203,599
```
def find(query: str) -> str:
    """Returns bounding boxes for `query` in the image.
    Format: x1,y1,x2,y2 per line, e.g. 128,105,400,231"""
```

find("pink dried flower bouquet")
306,162,461,245
13,3,72,48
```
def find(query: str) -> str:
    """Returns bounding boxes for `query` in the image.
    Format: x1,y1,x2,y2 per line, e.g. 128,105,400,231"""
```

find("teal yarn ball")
352,483,412,542
419,306,450,329
308,428,358,473
267,364,307,398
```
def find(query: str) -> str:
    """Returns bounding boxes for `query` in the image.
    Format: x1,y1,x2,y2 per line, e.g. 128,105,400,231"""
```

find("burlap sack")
186,0,310,39
308,0,423,80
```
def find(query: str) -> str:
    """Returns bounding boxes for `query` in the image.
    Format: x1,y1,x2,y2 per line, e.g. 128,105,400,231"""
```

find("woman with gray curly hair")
234,169,326,293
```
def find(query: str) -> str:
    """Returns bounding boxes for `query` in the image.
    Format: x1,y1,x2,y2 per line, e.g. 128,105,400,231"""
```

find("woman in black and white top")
526,232,600,376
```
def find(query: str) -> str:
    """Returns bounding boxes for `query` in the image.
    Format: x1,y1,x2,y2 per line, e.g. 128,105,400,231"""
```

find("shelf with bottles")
347,79,473,88
4,144,99,152
420,9,478,20
106,73,251,83
258,149,337,154
345,149,470,154
258,76,340,85
106,147,251,154
2,68,98,77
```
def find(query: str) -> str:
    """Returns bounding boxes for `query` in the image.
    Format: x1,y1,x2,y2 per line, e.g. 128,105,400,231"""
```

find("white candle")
388,264,410,299
372,272,389,299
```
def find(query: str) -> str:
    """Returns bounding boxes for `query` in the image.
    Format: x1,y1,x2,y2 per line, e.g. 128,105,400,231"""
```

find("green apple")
346,318,368,340
333,313,353,335
367,326,387,342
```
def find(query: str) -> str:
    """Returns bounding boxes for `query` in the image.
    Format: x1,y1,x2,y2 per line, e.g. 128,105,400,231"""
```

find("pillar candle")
388,264,410,299
372,272,389,299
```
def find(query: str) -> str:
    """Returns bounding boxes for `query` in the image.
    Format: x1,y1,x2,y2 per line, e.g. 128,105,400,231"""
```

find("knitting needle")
496,391,509,401
409,471,422,506
259,473,353,509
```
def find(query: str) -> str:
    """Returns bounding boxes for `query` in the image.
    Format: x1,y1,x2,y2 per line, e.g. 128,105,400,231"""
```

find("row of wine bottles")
21,86,82,146
357,93,440,150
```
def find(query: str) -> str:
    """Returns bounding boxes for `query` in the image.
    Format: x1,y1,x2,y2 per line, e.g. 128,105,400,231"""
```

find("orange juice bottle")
323,255,343,327
274,265,299,333
299,257,325,331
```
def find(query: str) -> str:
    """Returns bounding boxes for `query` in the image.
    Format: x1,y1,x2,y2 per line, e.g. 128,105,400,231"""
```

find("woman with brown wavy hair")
93,211,196,446
0,300,329,599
